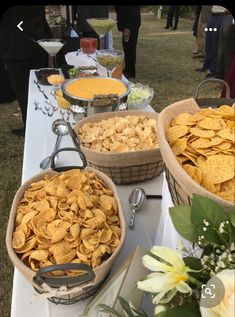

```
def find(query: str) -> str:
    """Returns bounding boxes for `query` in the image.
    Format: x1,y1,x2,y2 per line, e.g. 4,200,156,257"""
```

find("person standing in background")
192,6,202,57
115,5,141,79
214,9,235,79
164,5,181,30
193,5,211,59
221,47,235,98
195,6,225,77
0,6,52,137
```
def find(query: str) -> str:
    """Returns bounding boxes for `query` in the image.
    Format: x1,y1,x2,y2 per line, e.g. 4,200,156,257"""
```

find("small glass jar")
80,37,98,54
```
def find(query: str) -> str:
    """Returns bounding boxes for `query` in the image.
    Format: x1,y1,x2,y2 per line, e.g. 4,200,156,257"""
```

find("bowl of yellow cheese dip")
61,77,130,116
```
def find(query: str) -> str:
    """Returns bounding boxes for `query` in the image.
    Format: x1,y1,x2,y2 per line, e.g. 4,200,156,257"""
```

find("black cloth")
0,6,52,127
4,51,48,125
0,58,15,103
0,6,53,59
115,5,141,32
115,5,141,78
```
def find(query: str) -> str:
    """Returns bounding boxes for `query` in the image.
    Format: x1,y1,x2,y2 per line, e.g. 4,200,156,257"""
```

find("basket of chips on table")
157,98,234,212
6,155,126,304
73,110,164,184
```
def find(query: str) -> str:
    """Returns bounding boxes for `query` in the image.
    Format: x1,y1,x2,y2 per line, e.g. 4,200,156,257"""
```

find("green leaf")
183,257,204,281
98,304,123,317
132,306,149,317
197,227,222,245
191,194,229,228
231,206,235,227
118,297,134,317
231,227,235,243
157,302,201,317
183,257,202,270
169,205,198,242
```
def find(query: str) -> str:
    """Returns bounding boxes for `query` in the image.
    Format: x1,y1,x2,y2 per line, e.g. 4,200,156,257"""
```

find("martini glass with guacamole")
86,18,116,49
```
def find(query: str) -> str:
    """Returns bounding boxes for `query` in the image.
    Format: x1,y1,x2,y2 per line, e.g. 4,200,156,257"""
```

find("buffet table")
10,70,184,317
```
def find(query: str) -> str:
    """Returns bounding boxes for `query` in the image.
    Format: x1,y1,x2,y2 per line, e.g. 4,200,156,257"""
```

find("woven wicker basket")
74,110,164,184
157,98,234,213
6,167,126,304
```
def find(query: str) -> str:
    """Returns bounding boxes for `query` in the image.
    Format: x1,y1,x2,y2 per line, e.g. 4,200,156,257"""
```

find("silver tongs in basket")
66,121,81,149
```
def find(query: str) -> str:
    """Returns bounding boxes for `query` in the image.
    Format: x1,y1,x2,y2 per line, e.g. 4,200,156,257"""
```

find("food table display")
8,43,234,317
8,69,182,317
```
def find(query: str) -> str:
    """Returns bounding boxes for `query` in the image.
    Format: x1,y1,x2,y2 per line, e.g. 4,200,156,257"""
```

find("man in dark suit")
0,6,52,136
115,5,141,79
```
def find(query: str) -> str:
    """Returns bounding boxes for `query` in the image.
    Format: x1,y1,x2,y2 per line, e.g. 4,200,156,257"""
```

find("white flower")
154,305,166,316
203,219,209,226
200,269,235,317
137,246,192,305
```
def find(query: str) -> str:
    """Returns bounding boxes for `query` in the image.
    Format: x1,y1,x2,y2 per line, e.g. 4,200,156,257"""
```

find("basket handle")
33,263,95,288
194,78,230,99
50,147,87,171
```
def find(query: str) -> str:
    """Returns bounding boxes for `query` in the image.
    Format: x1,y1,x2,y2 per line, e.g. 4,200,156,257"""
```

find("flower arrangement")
99,194,235,317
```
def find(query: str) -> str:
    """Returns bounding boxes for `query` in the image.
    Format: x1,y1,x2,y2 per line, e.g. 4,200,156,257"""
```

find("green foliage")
191,194,229,227
0,101,24,317
99,297,148,317
183,257,202,271
230,206,235,227
157,302,201,317
170,194,232,246
99,304,123,317
183,257,205,281
169,205,198,242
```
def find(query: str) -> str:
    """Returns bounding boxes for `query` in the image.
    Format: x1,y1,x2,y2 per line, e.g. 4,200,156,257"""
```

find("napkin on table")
65,51,97,67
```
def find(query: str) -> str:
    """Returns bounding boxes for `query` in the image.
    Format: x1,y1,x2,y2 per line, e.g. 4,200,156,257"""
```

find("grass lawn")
0,11,223,317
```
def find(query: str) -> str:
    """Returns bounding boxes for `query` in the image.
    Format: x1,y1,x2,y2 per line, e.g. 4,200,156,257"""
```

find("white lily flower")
137,246,192,305
154,305,166,316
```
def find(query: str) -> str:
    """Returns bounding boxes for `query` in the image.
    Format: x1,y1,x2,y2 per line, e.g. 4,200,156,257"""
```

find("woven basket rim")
79,144,160,158
73,110,162,167
6,167,126,288
157,98,234,210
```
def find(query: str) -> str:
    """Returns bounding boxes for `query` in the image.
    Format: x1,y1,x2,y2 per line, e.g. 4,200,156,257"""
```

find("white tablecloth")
10,70,182,317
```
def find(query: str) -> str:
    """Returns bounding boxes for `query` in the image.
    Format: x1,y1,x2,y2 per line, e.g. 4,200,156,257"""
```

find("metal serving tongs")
64,121,87,169
66,121,81,148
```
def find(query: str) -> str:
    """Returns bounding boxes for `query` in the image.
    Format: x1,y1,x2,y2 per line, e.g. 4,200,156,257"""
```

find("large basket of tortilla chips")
157,98,234,212
6,166,126,304
73,110,164,184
